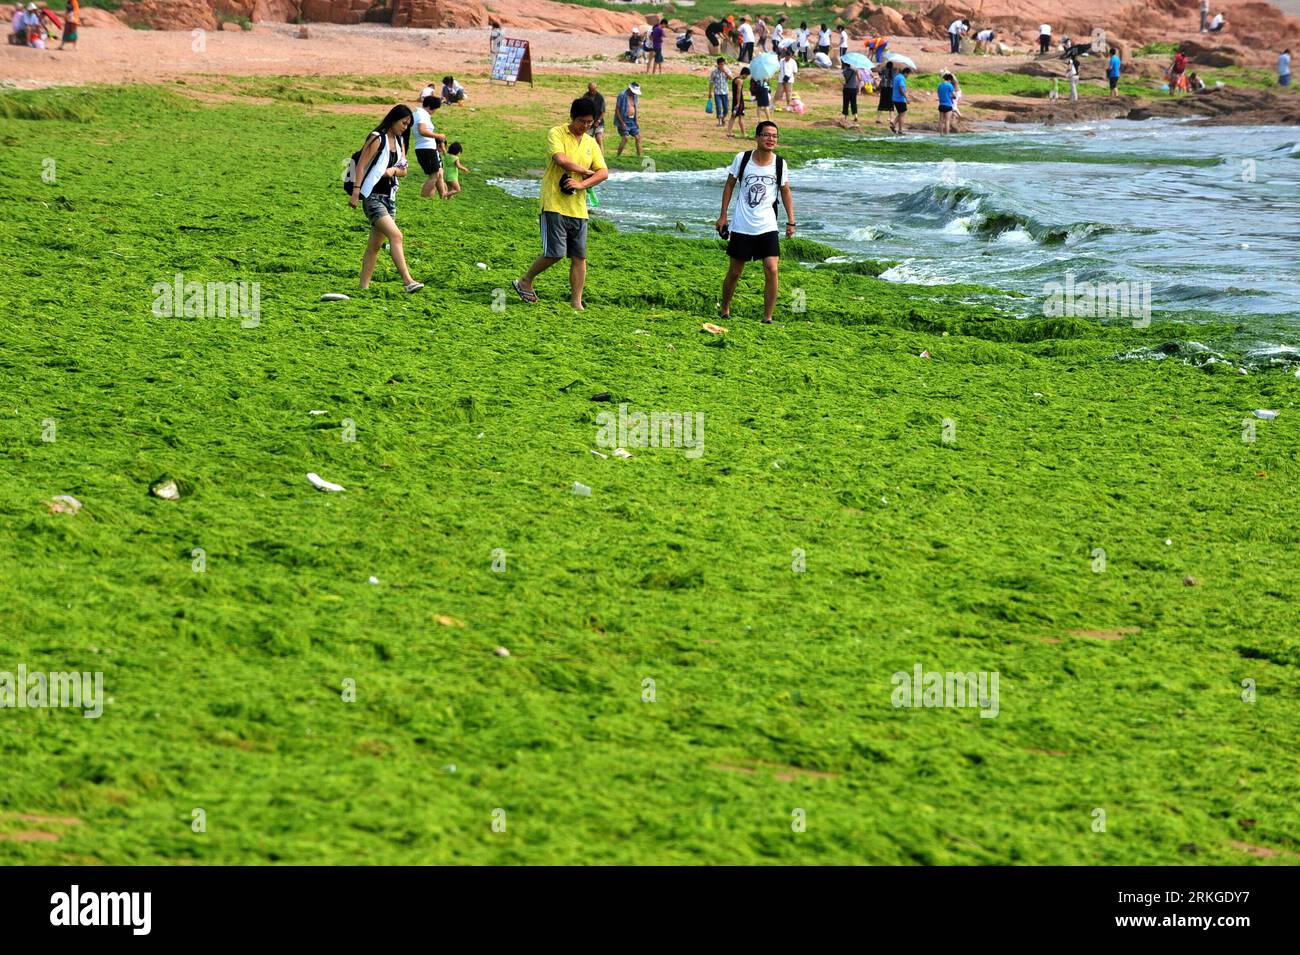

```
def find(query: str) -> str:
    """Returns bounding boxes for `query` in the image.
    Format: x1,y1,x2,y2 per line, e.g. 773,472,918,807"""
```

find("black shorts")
415,148,442,175
938,105,953,113
727,230,779,262
755,86,771,107
893,102,908,113
1108,75,1119,89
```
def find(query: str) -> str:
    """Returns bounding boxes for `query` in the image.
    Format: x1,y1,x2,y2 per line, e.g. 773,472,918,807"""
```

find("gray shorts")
540,211,588,259
363,193,395,226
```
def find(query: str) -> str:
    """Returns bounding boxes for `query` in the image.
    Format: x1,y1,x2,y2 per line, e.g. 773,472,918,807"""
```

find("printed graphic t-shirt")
727,151,789,237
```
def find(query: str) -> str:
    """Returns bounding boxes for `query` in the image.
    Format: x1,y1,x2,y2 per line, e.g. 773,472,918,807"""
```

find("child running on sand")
442,143,469,197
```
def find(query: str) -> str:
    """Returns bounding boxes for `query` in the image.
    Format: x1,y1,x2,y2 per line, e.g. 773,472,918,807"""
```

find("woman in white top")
350,106,423,293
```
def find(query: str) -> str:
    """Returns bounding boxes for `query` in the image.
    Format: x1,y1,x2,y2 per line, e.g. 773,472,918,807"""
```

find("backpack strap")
736,149,753,183
773,153,784,215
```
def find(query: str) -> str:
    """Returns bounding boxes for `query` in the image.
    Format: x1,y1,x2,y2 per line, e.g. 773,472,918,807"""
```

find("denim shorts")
363,193,395,225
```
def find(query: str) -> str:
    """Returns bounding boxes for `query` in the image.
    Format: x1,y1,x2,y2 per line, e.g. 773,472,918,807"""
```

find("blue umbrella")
748,52,780,81
841,52,872,69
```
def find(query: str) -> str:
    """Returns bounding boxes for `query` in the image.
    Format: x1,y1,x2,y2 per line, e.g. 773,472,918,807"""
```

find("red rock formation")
118,0,217,31
299,0,370,25
392,0,489,30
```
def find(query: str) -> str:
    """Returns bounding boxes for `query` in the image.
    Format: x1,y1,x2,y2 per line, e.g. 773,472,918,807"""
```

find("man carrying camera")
512,98,609,312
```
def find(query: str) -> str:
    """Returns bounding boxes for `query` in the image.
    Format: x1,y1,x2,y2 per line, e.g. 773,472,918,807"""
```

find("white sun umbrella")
885,52,918,71
747,52,781,82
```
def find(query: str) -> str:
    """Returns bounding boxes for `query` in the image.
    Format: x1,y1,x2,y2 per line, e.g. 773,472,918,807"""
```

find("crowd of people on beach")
8,0,76,49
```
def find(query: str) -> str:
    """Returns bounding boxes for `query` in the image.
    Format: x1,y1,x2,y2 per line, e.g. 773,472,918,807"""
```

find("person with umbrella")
875,58,895,125
840,52,872,127
748,52,779,123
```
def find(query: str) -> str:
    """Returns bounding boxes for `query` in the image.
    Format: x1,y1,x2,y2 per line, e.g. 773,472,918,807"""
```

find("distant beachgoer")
950,72,963,129
1208,12,1225,33
350,106,422,294
489,21,502,57
797,22,810,64
22,4,41,46
59,3,78,50
441,76,466,106
948,18,969,55
890,65,911,134
1169,50,1189,94
937,72,955,134
442,143,468,198
584,81,606,150
728,67,749,138
412,94,447,199
974,28,996,54
876,59,896,125
1039,24,1052,55
709,58,732,127
738,16,755,63
866,35,889,64
715,121,795,325
705,19,724,55
751,72,773,123
512,98,607,310
755,15,767,52
1200,0,1210,33
771,18,784,52
1188,71,1205,91
840,61,862,127
816,23,831,61
1279,49,1292,87
614,81,642,158
647,18,666,75
1067,56,1079,102
675,28,693,54
779,50,798,110
9,5,24,43
626,26,642,64
838,23,850,64
1107,47,1121,96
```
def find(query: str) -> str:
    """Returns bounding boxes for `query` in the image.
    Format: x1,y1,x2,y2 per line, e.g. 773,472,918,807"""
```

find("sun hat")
628,82,641,95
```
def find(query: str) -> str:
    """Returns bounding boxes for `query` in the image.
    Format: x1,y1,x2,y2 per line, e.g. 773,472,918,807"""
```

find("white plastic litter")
368,576,379,584
476,262,487,269
612,448,632,459
494,646,510,657
590,449,608,459
307,472,345,492
572,481,592,496
1165,538,1173,546
308,410,327,415
320,293,350,301
47,495,82,515
150,479,181,500
1253,409,1278,420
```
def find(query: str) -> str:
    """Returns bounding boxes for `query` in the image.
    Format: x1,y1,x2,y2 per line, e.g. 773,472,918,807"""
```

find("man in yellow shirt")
512,98,609,311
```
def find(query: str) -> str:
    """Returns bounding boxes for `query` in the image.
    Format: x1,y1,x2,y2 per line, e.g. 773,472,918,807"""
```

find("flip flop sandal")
512,279,538,304
405,281,425,294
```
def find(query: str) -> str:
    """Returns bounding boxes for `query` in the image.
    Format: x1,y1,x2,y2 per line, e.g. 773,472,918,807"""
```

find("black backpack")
735,149,785,215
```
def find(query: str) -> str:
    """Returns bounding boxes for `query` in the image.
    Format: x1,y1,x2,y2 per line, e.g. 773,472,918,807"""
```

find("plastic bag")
705,96,714,114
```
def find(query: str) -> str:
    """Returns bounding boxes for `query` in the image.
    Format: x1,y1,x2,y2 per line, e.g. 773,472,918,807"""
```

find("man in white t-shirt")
796,23,810,64
715,121,795,325
412,94,448,198
837,24,850,64
948,18,969,55
738,17,755,63
1038,24,1052,55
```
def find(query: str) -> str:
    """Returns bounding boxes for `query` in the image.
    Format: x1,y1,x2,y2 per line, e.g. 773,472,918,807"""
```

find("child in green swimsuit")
442,142,470,198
